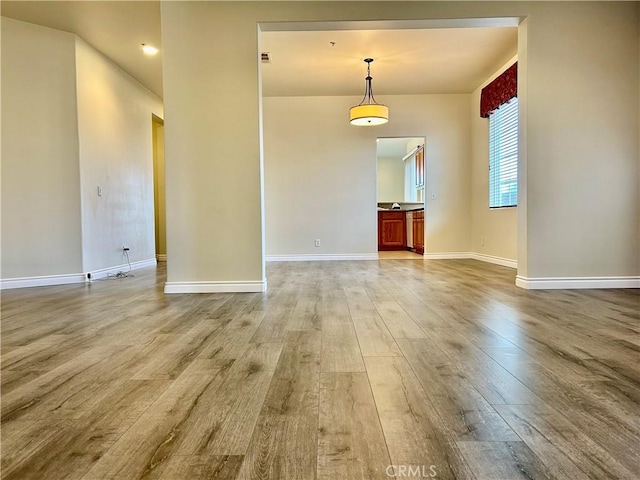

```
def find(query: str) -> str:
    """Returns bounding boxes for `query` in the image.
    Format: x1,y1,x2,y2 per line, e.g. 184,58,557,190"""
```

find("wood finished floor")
1,260,639,480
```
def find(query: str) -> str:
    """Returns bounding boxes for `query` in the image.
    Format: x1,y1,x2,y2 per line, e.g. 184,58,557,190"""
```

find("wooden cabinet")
415,147,425,187
412,210,424,254
378,211,406,251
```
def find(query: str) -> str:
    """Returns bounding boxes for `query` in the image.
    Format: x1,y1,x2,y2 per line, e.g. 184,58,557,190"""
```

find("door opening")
376,137,426,258
152,114,166,262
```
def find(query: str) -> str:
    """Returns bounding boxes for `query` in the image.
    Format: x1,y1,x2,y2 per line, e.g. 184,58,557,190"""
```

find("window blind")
489,98,518,208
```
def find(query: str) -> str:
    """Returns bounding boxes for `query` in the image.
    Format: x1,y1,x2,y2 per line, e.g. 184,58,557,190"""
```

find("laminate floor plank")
345,286,402,357
495,403,639,479
365,356,476,480
236,414,317,480
386,290,457,331
484,345,640,433
320,316,365,373
1,417,67,478
159,455,244,480
424,326,539,405
80,370,222,479
398,338,520,442
261,330,321,416
250,291,299,343
3,379,171,480
286,294,321,331
484,346,640,473
317,372,391,480
1,344,128,422
1,262,638,480
173,342,283,457
196,310,265,363
343,285,377,313
17,339,171,419
373,300,428,339
351,310,403,357
456,441,556,480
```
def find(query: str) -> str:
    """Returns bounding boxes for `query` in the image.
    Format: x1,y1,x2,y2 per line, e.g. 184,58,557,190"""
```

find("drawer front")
379,211,406,220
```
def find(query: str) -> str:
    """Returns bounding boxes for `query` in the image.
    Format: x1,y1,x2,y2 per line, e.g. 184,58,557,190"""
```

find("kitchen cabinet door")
378,211,407,251
415,147,425,187
412,210,424,254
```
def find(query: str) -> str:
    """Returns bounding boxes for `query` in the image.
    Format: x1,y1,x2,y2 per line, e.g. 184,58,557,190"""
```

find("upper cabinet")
415,146,425,188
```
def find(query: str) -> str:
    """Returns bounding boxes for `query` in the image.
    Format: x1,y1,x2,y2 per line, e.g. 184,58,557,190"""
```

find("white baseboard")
164,279,267,294
423,252,517,269
156,254,167,262
0,273,87,290
423,252,472,260
516,275,640,290
266,254,378,262
89,258,157,280
470,253,517,269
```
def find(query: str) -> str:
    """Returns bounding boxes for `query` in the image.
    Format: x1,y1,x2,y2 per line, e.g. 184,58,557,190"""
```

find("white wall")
1,18,83,278
1,18,164,284
377,156,405,203
75,38,163,272
263,94,471,257
162,1,264,285
524,1,639,279
470,57,518,262
161,1,639,290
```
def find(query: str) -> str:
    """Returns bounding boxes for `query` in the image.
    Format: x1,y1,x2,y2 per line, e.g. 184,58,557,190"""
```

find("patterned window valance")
480,62,517,118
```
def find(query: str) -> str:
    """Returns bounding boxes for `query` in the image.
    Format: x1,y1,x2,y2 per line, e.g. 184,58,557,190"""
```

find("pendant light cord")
358,58,379,106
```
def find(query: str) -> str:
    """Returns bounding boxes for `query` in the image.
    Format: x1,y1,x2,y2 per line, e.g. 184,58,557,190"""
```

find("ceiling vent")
261,52,271,63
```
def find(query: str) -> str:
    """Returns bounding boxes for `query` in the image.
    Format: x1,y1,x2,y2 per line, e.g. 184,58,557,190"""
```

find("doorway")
152,114,166,262
376,137,426,258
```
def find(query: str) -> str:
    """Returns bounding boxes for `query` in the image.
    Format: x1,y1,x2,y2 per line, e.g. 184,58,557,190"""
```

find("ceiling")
1,1,163,97
261,27,517,96
1,2,517,99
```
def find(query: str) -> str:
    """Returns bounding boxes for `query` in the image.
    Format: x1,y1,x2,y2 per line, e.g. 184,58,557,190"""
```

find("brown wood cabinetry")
412,210,424,254
378,211,406,251
415,147,425,187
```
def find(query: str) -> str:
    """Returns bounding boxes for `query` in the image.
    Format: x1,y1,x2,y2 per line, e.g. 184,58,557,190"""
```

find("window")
489,97,518,208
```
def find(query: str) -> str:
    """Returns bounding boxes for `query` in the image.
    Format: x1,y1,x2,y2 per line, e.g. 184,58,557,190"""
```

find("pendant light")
349,58,389,126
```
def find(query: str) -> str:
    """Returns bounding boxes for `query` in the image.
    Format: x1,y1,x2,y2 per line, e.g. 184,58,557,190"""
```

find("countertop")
378,207,424,212
377,202,424,212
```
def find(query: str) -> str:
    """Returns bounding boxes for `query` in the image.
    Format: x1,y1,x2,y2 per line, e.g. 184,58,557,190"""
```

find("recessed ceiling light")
141,44,159,55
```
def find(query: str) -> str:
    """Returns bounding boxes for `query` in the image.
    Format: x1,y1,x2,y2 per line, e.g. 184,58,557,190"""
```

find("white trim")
0,273,87,290
156,254,167,262
266,254,378,262
423,252,472,260
516,275,640,290
470,253,517,269
164,280,267,294
89,258,157,280
423,252,517,269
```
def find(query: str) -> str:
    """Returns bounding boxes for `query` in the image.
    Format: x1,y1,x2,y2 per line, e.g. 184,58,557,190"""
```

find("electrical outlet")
315,239,321,247
481,235,485,246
